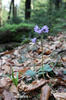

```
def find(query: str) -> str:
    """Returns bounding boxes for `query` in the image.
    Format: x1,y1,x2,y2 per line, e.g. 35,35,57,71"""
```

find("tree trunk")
25,0,31,20
55,0,62,9
8,0,15,19
12,0,15,18
0,0,2,26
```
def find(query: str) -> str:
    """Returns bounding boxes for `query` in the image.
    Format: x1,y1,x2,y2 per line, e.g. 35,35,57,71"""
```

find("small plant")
8,69,18,87
11,69,18,86
31,25,49,77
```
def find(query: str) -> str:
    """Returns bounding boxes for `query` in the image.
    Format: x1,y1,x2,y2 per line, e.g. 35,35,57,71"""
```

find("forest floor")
0,33,66,100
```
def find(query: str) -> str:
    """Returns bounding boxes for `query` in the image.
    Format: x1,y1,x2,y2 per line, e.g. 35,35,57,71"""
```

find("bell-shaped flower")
34,25,42,34
31,38,37,43
41,25,49,33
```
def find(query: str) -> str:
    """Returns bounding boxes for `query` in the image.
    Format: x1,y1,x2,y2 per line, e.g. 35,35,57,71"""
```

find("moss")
0,23,35,43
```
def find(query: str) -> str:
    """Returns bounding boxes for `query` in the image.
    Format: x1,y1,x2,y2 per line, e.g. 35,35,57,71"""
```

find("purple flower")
31,38,37,43
34,25,49,34
34,25,39,32
41,25,49,33
34,25,42,34
37,29,42,34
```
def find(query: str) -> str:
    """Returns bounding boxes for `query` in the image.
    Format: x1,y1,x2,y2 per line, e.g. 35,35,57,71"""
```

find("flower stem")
41,35,44,78
41,35,43,68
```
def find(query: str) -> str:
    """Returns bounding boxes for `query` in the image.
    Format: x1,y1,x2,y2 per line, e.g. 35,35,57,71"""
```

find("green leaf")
25,70,36,77
11,69,18,87
37,64,53,76
12,69,15,79
38,64,52,72
12,78,18,87
38,71,45,75
44,64,53,72
18,56,28,63
63,71,66,75
37,64,53,77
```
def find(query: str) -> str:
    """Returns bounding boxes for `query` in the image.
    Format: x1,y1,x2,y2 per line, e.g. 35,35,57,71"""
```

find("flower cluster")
32,25,49,43
34,25,49,34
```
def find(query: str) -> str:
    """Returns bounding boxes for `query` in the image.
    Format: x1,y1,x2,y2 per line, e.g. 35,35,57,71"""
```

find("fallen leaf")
0,78,11,94
18,81,27,91
53,92,66,100
3,90,16,100
24,79,48,92
18,79,48,93
10,84,19,96
2,64,11,74
37,48,42,55
40,85,51,100
0,50,14,57
61,57,66,62
44,49,52,55
7,59,14,66
55,43,62,49
48,36,54,41
18,67,30,76
0,78,11,87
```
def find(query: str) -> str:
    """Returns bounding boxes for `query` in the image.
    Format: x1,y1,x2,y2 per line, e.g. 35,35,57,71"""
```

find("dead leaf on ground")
40,85,51,100
0,50,14,57
18,81,27,91
55,43,62,49
61,57,66,62
10,84,19,97
13,60,24,67
0,78,11,94
50,79,66,88
2,64,11,74
0,77,11,87
37,48,42,55
48,36,55,41
24,79,49,92
18,79,49,93
18,67,30,77
53,92,66,100
3,90,16,100
44,49,52,55
7,59,14,66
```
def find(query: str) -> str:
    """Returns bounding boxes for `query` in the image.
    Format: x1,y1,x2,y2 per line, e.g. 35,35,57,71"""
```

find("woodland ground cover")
0,32,66,100
0,0,66,99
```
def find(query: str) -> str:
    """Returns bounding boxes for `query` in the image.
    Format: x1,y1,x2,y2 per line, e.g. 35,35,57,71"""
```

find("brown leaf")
44,49,52,55
7,59,14,66
0,78,11,87
37,48,42,54
53,92,66,100
0,50,14,57
10,84,19,96
13,60,24,67
18,81,27,91
50,79,66,89
18,79,48,93
24,79,49,92
2,64,11,74
0,86,4,94
3,90,16,100
18,67,30,77
48,36,54,41
55,43,62,49
61,57,66,62
40,85,51,100
0,78,11,94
